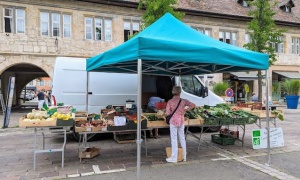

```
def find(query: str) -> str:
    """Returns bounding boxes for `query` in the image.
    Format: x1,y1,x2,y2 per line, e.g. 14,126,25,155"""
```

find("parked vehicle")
52,57,224,136
19,90,32,101
52,57,224,113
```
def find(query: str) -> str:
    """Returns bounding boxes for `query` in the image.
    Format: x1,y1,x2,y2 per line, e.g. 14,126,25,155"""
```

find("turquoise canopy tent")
87,13,270,179
87,14,268,75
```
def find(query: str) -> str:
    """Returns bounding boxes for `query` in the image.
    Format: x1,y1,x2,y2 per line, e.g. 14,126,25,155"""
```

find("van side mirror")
200,86,208,98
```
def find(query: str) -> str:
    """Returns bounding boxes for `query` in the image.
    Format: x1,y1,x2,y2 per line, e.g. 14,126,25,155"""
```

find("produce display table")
28,126,70,170
248,110,279,128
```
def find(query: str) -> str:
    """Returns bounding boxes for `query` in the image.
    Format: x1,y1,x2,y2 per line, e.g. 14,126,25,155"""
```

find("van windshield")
181,75,203,96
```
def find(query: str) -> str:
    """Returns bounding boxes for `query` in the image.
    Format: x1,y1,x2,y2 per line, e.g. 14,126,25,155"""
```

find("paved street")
0,106,300,180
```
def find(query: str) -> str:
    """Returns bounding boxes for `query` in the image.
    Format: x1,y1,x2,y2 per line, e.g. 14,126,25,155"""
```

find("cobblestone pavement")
0,107,299,180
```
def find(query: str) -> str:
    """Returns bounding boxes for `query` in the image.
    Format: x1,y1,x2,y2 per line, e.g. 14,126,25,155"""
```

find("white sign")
252,127,284,149
114,116,126,126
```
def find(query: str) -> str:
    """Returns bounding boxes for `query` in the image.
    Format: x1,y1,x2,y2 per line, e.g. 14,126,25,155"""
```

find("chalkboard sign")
252,127,284,149
3,77,15,128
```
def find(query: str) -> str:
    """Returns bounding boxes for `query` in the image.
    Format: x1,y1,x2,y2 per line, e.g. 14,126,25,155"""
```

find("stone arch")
0,57,55,106
0,58,53,78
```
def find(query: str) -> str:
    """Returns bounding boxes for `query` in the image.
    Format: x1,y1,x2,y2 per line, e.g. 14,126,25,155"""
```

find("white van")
52,57,224,114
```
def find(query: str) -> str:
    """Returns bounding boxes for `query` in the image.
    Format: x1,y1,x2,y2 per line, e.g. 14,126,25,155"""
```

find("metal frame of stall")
31,127,68,170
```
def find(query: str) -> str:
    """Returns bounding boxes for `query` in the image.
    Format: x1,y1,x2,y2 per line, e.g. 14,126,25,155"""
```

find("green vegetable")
271,110,284,121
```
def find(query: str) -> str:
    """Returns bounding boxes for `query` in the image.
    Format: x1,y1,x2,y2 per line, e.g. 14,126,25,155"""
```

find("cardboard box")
79,147,100,159
165,147,184,162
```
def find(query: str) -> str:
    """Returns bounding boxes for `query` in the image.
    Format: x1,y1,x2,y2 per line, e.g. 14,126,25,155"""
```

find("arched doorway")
0,63,51,108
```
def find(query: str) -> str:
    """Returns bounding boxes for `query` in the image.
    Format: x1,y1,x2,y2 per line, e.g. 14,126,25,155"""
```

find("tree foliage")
138,0,184,28
244,0,286,101
244,0,286,65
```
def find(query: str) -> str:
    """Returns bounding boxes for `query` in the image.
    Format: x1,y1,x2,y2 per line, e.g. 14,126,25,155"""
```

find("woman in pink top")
165,86,195,163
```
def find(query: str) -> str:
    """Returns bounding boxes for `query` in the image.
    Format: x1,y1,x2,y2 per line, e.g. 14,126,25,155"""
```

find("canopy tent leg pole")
86,72,89,112
265,69,271,165
136,59,142,180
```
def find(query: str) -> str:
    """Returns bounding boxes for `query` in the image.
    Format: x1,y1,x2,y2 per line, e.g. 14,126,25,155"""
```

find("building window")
245,33,250,44
52,13,60,37
195,27,211,36
291,37,300,54
41,12,49,36
237,0,252,7
28,81,33,86
40,12,71,37
279,0,294,13
40,80,44,86
269,36,284,53
85,17,112,41
124,20,140,42
63,14,71,38
219,31,237,46
3,7,25,33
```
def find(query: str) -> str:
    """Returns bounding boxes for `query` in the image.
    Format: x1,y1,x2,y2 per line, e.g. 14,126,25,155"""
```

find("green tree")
244,0,286,101
138,0,184,28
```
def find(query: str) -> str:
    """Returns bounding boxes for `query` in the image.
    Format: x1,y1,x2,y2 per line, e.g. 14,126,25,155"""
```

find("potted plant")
281,79,300,109
212,82,229,99
272,82,281,101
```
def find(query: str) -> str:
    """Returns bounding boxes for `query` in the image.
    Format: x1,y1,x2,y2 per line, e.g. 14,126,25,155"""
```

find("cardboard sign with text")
252,127,284,149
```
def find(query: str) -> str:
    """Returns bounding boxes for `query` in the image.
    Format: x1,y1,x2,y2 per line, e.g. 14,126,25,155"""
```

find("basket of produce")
211,134,236,146
143,113,167,128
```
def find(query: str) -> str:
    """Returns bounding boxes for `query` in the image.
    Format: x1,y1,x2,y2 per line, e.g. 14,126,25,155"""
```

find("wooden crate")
75,126,102,132
147,120,168,128
75,111,88,117
19,117,57,127
32,109,48,116
186,118,204,126
75,117,87,121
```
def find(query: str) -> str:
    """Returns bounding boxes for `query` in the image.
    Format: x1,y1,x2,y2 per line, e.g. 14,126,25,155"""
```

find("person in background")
44,90,49,107
250,92,258,102
263,93,273,105
166,86,195,163
47,91,52,106
36,89,45,110
147,96,162,138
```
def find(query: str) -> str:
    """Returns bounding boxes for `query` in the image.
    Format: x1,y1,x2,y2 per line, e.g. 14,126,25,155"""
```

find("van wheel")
205,126,221,132
72,130,96,141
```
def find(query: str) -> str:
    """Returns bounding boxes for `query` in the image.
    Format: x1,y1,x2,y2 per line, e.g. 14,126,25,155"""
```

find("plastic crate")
107,125,127,131
127,120,147,130
56,118,74,126
211,134,236,146
204,117,220,125
233,118,248,125
219,118,233,125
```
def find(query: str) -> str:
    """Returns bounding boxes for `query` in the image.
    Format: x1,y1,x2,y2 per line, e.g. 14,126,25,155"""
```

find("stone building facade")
0,0,300,105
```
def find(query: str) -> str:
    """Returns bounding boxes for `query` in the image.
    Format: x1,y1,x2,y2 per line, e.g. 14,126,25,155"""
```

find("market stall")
19,106,74,170
86,13,269,179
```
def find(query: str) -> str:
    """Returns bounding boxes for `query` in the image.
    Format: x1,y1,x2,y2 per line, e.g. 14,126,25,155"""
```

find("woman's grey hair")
172,86,181,95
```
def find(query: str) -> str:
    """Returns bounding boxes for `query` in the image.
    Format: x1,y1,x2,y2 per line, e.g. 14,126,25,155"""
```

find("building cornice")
76,0,300,27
